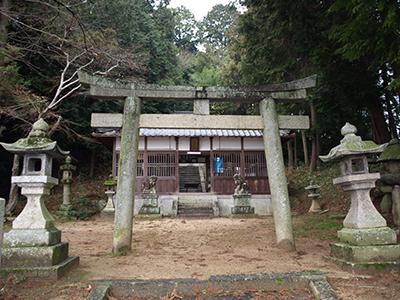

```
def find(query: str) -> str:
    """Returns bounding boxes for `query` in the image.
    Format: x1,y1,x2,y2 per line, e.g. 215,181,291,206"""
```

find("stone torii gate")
78,72,317,254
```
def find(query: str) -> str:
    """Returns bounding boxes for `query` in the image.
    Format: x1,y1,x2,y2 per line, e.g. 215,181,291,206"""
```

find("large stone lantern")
320,123,400,269
0,119,79,278
376,139,400,227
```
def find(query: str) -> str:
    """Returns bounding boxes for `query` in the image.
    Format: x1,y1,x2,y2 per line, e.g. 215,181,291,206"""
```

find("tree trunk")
301,130,309,166
382,67,398,139
367,99,391,144
309,100,319,172
89,148,95,178
0,0,9,45
6,154,20,215
287,139,294,169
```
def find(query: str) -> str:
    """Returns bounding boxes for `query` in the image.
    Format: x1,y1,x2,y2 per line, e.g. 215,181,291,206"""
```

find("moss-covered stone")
338,227,397,246
379,139,400,162
330,242,400,263
2,242,69,268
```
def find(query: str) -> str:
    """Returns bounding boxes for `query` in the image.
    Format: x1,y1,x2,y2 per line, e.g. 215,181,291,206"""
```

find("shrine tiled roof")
93,128,290,138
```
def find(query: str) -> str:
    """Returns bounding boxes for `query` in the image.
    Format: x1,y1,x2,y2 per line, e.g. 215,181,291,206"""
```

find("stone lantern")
320,122,400,269
59,155,76,210
103,175,117,213
0,119,79,278
305,181,321,213
377,139,400,227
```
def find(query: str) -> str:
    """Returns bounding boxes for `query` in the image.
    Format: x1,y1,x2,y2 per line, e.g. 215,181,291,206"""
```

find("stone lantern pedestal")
0,119,79,278
103,190,116,213
320,123,400,270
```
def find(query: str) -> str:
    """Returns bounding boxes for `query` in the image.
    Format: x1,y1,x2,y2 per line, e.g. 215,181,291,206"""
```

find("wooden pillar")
301,130,309,166
113,96,141,255
144,137,148,178
240,137,245,176
210,137,214,193
260,97,295,251
175,137,179,193
287,139,294,169
112,139,117,177
294,133,298,167
89,148,95,177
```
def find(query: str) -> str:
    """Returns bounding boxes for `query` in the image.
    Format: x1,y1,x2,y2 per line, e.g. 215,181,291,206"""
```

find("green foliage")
294,214,342,241
199,4,239,50
57,197,100,221
0,45,26,98
227,0,397,151
172,6,199,53
289,164,346,211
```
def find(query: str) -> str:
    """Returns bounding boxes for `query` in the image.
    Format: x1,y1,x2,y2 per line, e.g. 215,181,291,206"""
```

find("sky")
169,0,233,20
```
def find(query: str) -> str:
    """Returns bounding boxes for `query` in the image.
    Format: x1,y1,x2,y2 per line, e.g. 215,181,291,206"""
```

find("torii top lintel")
78,72,317,102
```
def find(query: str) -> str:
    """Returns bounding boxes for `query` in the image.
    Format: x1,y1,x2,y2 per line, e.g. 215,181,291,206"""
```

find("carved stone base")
326,242,400,271
1,241,79,279
338,227,397,246
0,256,79,279
4,228,61,247
231,206,255,215
103,190,115,213
232,194,254,215
139,193,160,216
139,206,161,215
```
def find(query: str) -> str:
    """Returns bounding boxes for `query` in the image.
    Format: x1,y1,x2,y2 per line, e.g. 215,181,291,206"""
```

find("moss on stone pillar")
260,98,295,251
113,96,141,255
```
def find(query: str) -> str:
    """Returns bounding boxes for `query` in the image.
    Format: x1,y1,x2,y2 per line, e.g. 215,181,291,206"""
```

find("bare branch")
94,62,120,76
0,10,69,43
48,115,62,137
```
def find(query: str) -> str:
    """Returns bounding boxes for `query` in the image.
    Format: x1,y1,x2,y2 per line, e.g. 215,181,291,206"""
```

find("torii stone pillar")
113,96,141,254
260,97,295,251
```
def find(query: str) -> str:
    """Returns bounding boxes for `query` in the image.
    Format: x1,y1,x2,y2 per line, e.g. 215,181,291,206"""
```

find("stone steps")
177,194,217,218
177,204,214,218
179,166,202,192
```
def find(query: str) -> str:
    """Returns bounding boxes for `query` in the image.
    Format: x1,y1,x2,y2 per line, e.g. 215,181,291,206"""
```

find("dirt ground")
2,215,400,299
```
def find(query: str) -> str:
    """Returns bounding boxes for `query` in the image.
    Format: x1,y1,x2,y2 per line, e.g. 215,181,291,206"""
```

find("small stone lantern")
0,119,79,278
319,122,400,270
305,181,321,213
103,175,117,213
59,155,76,210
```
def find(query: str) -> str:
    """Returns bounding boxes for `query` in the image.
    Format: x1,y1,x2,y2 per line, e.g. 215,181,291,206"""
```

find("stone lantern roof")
378,138,400,162
0,118,69,157
319,122,386,162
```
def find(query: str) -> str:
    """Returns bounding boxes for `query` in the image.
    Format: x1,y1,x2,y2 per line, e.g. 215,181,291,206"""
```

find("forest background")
0,0,399,205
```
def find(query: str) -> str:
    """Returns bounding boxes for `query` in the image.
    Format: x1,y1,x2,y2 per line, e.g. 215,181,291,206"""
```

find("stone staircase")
179,166,202,192
177,193,218,218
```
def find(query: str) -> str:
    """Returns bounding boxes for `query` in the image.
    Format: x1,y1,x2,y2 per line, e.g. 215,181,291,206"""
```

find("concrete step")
178,208,213,214
177,214,213,218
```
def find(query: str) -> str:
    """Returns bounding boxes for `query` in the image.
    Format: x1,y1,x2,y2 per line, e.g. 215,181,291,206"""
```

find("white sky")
169,0,233,20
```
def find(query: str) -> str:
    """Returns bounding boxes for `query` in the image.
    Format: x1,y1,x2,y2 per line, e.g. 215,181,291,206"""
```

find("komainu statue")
233,174,250,196
142,175,158,194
